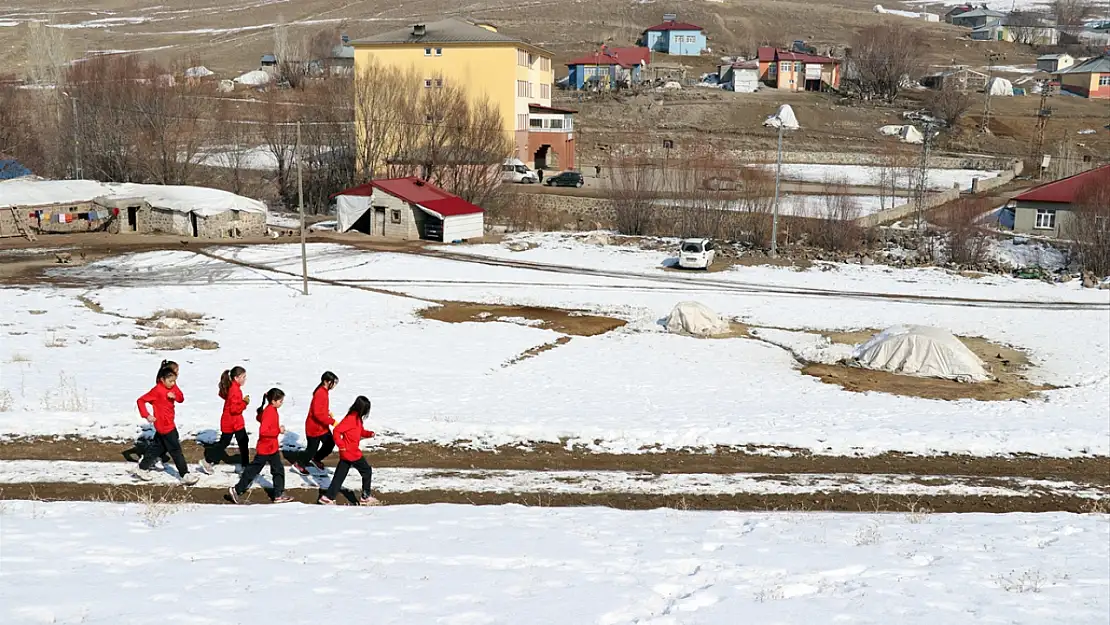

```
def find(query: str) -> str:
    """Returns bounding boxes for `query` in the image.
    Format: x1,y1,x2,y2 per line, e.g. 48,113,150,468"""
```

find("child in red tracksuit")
136,365,199,485
292,371,339,475
319,395,379,506
228,388,292,504
201,366,251,474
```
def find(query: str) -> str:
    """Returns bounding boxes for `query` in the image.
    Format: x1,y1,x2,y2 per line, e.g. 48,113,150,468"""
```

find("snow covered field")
0,501,1106,625
1,241,1107,457
754,164,1003,191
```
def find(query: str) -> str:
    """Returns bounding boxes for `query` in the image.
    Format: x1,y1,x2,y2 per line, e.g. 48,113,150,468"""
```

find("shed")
330,177,484,242
721,61,759,92
1037,53,1074,73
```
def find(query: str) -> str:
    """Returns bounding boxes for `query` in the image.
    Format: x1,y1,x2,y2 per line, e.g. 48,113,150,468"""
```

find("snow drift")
664,301,731,336
851,325,990,382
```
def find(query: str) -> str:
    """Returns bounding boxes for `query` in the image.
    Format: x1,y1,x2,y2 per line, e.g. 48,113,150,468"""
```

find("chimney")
412,24,426,37
341,34,349,44
663,13,677,22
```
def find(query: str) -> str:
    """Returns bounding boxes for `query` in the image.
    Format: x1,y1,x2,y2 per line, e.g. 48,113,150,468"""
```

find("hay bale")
664,301,730,337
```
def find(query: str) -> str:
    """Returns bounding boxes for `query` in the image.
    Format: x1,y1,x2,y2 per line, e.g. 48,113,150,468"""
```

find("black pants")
302,432,335,465
140,428,189,476
234,452,285,497
326,457,373,500
207,429,250,465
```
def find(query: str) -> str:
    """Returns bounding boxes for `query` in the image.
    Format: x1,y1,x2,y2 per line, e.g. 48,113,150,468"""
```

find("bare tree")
844,24,924,101
131,62,214,184
801,180,865,252
260,88,300,206
1053,0,1095,36
925,82,973,127
938,198,992,266
25,21,68,86
1064,170,1110,277
298,79,356,212
1007,11,1053,46
605,154,662,236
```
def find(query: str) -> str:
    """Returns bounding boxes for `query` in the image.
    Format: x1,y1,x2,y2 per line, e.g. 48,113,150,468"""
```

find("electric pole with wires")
1033,78,1055,179
980,51,1004,134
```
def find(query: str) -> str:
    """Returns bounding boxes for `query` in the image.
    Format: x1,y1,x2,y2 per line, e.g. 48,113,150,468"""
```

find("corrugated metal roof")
953,8,1005,19
1012,164,1110,204
1060,54,1110,74
644,21,703,32
352,18,524,46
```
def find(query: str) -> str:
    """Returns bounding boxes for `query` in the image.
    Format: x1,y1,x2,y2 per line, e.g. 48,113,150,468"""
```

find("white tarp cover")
0,177,267,217
764,104,800,130
185,66,214,78
235,70,271,86
879,125,904,136
335,194,371,233
987,77,1014,96
899,125,924,144
664,301,731,337
851,325,990,382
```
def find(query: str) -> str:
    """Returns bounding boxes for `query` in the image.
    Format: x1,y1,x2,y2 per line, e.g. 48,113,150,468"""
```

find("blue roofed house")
566,46,651,90
641,15,706,56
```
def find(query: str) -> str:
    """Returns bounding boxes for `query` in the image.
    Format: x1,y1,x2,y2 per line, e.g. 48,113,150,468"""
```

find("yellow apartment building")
351,18,576,171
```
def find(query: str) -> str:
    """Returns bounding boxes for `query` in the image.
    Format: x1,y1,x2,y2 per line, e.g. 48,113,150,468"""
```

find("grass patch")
141,337,219,351
9,353,30,363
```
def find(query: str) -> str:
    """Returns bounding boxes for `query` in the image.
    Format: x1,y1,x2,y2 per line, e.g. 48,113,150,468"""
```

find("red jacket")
333,412,374,461
220,381,247,433
137,384,184,435
256,404,282,456
305,386,334,438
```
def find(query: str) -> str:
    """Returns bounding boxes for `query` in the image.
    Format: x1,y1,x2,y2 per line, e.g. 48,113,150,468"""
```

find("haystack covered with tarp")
851,325,990,382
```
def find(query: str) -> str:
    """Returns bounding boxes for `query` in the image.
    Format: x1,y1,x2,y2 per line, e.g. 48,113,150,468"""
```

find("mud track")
1,438,1106,484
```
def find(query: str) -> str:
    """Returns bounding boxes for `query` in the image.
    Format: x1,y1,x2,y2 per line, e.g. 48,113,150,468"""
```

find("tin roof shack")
0,179,268,239
331,177,484,242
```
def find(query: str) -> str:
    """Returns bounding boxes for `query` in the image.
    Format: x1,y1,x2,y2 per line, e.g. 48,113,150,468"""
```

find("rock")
583,232,610,246
55,252,72,264
505,241,536,252
1082,272,1098,289
860,256,875,266
1099,282,1110,290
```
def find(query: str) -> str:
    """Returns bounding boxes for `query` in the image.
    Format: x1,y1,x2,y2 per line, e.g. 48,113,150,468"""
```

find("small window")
1034,209,1056,230
780,62,789,72
423,79,432,88
1100,75,1110,86
424,47,432,56
794,62,802,72
548,118,563,129
530,118,543,128
391,209,402,224
434,47,443,56
434,78,443,88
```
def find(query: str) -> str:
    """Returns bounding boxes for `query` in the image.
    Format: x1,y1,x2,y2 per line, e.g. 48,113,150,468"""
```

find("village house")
1006,164,1109,237
330,177,484,242
944,4,976,23
641,15,707,56
565,46,650,90
351,18,574,172
1037,53,1074,72
757,47,841,91
920,66,989,92
718,60,760,93
970,16,1060,44
950,7,1006,28
1054,54,1110,98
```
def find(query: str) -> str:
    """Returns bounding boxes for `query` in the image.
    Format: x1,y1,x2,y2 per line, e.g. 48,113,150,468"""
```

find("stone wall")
856,188,962,227
196,210,267,238
612,146,1021,172
24,201,116,234
503,192,614,229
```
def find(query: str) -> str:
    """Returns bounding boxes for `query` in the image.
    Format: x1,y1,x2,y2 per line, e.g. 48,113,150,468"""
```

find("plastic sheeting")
764,104,800,130
987,77,1014,96
0,178,267,216
664,301,731,337
851,325,990,382
335,194,372,233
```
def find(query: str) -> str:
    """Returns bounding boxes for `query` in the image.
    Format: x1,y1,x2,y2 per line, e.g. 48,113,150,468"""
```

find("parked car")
677,238,716,270
544,171,584,188
502,162,538,184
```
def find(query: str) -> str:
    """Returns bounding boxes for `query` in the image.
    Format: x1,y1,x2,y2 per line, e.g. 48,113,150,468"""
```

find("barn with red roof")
330,177,484,242
1006,164,1110,237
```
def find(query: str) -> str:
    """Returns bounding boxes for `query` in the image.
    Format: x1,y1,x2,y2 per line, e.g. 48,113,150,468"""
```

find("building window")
769,63,777,76
530,118,543,128
424,47,432,56
548,118,563,129
391,209,402,224
434,78,443,88
516,80,532,97
517,113,528,130
517,49,529,66
423,79,432,88
1035,209,1056,230
780,62,790,72
540,83,550,99
1100,75,1110,86
434,47,443,56
540,57,550,71
794,62,802,72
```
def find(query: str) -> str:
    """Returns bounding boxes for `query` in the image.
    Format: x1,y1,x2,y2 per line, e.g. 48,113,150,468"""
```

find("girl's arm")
171,385,184,403
228,386,247,414
309,389,334,427
360,427,375,439
136,389,156,419
258,409,281,438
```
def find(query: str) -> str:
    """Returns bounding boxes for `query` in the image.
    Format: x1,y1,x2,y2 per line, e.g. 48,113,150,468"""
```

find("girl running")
136,365,199,485
292,371,339,475
152,360,179,465
319,395,380,506
200,366,251,474
228,388,293,504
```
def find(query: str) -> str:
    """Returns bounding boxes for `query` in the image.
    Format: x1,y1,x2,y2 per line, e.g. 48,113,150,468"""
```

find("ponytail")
257,387,285,418
219,366,246,400
318,371,339,390
157,360,179,384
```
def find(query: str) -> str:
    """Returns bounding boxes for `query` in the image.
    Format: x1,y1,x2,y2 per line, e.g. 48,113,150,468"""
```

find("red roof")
644,21,703,32
1012,165,1110,204
565,51,632,68
609,46,651,66
529,103,577,114
331,177,484,216
757,46,839,64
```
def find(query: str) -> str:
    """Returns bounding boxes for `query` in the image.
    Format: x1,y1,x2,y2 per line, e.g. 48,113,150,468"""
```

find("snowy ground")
752,164,1002,191
1,501,1107,625
1,240,1107,457
777,194,889,217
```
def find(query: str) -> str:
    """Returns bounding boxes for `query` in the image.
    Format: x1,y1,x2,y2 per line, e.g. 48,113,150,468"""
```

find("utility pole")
913,121,935,232
296,121,308,296
771,122,784,257
980,51,1004,133
71,96,81,179
1033,79,1054,179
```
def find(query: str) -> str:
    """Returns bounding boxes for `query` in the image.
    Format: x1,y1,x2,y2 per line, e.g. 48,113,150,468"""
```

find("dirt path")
1,437,1106,484
0,481,1100,513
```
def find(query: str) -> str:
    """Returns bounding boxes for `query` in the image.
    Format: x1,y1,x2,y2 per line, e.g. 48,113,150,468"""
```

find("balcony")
527,104,576,134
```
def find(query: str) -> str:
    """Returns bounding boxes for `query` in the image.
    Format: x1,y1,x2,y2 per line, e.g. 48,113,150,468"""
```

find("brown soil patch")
3,437,1106,484
505,336,573,366
419,302,626,337
805,328,1049,401
0,482,1098,513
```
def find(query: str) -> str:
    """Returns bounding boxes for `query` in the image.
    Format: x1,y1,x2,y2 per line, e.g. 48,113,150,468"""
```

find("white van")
502,159,538,184
678,238,717,270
